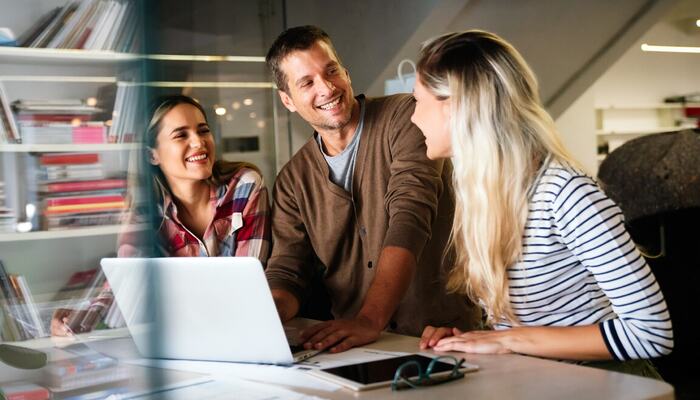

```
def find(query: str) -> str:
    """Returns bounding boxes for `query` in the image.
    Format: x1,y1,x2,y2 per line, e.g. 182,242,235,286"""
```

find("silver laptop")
100,257,319,365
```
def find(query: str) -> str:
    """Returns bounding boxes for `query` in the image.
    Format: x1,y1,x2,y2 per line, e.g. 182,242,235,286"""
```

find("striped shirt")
493,162,673,360
118,168,271,264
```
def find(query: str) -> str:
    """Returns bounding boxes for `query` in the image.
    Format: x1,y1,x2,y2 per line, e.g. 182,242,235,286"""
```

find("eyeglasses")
391,355,466,391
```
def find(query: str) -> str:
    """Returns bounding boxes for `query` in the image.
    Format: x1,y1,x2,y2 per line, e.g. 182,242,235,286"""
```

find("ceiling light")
232,101,241,110
641,43,700,54
215,107,227,116
696,19,700,28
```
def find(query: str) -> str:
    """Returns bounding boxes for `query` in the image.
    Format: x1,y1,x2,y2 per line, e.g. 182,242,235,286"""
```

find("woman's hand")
420,325,459,350
433,329,514,355
50,308,73,336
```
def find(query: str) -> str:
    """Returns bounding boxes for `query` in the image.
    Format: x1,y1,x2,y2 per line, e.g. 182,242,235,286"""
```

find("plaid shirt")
118,168,271,264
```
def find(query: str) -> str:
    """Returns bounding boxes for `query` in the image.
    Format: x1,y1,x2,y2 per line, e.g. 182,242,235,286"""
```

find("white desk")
0,325,674,399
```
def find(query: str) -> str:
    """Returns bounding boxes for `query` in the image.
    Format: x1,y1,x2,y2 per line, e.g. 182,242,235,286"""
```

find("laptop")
100,257,319,365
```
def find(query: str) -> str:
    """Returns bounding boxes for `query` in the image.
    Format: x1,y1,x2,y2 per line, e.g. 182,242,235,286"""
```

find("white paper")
295,348,409,369
125,358,341,392
126,377,326,400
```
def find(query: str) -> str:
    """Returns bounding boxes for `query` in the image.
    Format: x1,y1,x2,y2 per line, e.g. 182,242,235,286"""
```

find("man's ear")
148,147,160,166
278,90,297,113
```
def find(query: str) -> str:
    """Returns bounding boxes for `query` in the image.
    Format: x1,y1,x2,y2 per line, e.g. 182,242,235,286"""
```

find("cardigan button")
367,261,373,269
359,227,367,236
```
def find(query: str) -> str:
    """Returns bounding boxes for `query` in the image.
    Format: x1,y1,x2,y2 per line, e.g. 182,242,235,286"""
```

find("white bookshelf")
0,143,140,152
595,104,698,163
0,224,123,242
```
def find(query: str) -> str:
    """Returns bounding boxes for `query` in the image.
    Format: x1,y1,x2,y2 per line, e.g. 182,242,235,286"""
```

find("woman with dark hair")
118,95,270,259
51,95,270,335
411,30,672,374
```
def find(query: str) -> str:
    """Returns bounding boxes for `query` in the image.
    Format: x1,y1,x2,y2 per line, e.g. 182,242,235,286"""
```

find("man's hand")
300,317,381,353
271,288,300,322
50,308,72,336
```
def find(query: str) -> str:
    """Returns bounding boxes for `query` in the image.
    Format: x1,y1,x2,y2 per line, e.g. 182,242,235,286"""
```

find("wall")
555,0,700,177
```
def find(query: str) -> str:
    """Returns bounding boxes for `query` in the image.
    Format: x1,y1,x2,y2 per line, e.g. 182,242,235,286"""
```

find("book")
46,0,95,49
39,153,100,165
43,352,129,392
0,260,28,341
16,7,62,47
0,382,50,400
39,178,127,194
45,194,125,207
30,2,80,48
44,211,123,230
44,201,126,215
15,275,48,338
0,82,19,143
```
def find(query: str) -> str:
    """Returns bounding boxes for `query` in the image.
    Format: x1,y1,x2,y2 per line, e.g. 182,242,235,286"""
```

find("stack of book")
15,0,139,52
43,345,130,396
0,182,16,232
36,153,127,230
12,99,107,145
0,260,47,341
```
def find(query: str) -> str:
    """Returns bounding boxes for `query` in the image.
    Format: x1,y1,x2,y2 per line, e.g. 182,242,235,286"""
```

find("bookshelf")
595,103,699,163
0,0,289,348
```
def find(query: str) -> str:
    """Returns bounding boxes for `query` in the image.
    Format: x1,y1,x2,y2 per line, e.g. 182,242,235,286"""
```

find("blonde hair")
417,30,578,323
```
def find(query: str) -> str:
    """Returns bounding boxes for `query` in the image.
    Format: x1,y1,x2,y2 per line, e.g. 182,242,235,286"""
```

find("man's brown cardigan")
266,94,480,336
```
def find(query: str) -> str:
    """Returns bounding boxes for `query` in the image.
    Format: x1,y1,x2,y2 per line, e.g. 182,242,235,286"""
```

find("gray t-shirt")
316,97,366,193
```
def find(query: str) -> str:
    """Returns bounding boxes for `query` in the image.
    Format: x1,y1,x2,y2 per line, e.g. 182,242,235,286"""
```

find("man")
265,25,480,353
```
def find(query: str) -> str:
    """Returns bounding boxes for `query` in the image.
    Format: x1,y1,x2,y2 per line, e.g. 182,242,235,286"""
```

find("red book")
39,153,99,165
43,201,126,215
684,107,700,118
72,125,106,144
0,382,50,400
40,178,127,193
45,194,125,207
75,27,93,49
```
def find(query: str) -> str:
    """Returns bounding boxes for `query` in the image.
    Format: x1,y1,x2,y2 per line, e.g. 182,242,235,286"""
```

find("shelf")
0,47,139,64
595,103,700,110
0,143,141,152
0,225,123,242
596,125,696,136
0,47,267,65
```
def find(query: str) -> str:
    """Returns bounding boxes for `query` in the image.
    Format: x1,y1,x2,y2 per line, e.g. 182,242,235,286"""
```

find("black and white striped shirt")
494,163,673,360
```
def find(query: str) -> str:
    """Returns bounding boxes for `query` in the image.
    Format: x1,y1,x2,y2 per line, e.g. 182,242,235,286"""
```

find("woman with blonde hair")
412,30,672,370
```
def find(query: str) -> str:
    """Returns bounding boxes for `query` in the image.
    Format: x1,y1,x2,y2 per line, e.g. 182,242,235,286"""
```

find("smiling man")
264,26,480,353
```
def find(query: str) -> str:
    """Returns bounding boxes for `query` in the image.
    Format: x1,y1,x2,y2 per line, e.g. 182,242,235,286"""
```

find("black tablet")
308,354,478,391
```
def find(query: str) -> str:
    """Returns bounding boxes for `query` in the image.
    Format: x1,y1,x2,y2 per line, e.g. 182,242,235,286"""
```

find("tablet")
308,354,478,391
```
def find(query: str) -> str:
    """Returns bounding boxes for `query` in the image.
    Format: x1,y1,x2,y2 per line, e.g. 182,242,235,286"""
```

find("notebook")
100,257,319,365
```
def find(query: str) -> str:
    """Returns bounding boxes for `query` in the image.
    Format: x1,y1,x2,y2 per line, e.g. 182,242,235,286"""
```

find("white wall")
555,1,700,177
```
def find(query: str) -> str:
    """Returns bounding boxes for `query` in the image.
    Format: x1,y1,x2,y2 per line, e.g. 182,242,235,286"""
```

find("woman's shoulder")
541,160,593,186
533,160,597,201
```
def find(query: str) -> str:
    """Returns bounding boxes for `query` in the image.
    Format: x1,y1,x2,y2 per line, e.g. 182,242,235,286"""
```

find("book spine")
16,275,47,338
0,261,28,340
45,194,125,207
43,179,127,193
39,153,100,165
44,201,126,215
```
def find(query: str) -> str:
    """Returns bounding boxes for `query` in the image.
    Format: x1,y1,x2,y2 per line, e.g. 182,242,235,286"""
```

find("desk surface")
1,325,674,399
306,331,674,400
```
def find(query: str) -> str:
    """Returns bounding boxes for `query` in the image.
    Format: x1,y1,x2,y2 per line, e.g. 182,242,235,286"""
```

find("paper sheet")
124,347,409,393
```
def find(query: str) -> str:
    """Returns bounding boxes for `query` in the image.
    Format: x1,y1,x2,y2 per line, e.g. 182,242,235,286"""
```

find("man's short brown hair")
265,25,341,93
